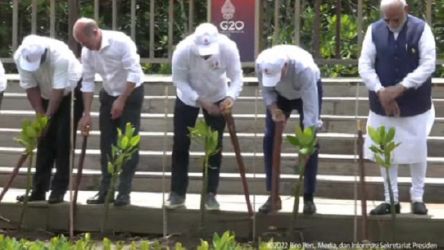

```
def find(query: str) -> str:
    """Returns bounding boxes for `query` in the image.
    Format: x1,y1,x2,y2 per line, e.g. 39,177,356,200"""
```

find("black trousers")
98,85,144,196
263,80,323,201
0,91,3,110
170,97,226,197
33,86,83,195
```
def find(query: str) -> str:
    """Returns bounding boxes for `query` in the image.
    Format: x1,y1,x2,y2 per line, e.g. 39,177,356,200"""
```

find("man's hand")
111,96,126,119
270,105,285,122
377,84,406,117
219,97,234,115
79,114,92,136
198,99,220,116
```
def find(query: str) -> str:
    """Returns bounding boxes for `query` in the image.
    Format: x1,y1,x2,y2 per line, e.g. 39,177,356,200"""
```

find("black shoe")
114,193,130,207
16,191,45,202
303,200,317,215
48,192,65,204
86,192,112,205
370,202,401,215
411,202,428,215
258,196,282,214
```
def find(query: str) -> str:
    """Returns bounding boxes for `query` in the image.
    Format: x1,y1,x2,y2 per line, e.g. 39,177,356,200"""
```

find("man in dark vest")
359,0,436,215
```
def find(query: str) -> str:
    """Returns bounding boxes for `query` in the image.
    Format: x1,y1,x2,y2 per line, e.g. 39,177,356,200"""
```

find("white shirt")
0,60,5,92
81,30,144,96
14,37,82,99
172,33,243,107
256,45,321,128
358,22,436,92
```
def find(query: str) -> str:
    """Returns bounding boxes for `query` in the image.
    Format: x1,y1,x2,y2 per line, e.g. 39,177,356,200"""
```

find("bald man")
73,17,144,206
359,0,436,215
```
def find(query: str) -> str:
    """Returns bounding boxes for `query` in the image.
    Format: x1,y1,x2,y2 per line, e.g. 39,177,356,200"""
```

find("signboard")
210,0,256,63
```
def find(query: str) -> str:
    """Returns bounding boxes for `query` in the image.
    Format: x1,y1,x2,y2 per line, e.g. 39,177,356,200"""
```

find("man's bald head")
73,17,102,51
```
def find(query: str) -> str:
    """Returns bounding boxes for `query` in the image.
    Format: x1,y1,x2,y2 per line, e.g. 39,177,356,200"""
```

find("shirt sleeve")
80,48,96,93
224,41,243,100
358,25,384,93
121,37,143,87
0,61,5,92
17,67,38,90
299,68,319,128
172,44,199,103
256,63,277,107
401,23,436,89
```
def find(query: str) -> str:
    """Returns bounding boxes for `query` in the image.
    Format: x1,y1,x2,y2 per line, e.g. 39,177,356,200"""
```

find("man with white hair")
14,35,83,203
359,0,436,215
73,17,144,206
255,45,323,215
0,60,6,109
164,22,243,210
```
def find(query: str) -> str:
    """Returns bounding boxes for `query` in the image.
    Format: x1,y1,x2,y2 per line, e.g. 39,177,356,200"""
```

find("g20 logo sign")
219,20,245,31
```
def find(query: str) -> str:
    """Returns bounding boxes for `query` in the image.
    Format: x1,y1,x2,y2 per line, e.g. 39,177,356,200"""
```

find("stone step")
1,146,444,177
2,110,444,136
1,168,444,203
1,128,444,157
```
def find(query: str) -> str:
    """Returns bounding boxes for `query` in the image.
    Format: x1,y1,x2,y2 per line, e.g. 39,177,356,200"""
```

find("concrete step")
2,110,444,136
1,168,444,203
2,128,444,157
1,188,443,245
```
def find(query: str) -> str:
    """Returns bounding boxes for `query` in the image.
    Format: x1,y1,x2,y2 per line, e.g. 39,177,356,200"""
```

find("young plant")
212,231,240,250
286,125,317,233
15,115,49,228
188,120,220,231
367,125,400,239
101,122,141,233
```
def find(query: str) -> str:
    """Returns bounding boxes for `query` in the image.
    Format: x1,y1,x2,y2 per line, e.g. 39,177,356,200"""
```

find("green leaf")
367,126,380,144
375,154,386,168
25,126,37,139
130,135,141,147
386,127,396,143
107,162,114,174
121,136,129,149
286,135,300,146
369,145,382,154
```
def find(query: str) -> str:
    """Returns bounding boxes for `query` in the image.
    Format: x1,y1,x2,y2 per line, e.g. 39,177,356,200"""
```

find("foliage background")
0,0,442,77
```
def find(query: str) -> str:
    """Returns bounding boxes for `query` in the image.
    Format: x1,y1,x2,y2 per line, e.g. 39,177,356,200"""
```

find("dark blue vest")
369,15,432,117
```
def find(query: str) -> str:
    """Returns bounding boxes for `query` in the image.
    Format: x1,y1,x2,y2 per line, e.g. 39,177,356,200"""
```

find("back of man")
14,35,83,204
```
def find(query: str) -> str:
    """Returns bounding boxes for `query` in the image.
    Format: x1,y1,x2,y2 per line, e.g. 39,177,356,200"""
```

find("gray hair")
380,0,407,10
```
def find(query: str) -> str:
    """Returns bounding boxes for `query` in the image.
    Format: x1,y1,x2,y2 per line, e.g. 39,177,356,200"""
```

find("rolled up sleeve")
121,38,143,87
80,49,96,93
300,68,319,128
224,42,243,100
172,45,199,104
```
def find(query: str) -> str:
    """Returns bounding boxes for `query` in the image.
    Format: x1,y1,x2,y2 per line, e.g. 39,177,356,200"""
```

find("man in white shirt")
256,45,323,215
0,60,6,109
164,23,243,210
359,0,436,215
14,35,84,204
73,17,144,207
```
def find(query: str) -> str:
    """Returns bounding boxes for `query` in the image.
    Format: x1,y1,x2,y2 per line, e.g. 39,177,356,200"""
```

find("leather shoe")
258,196,282,214
370,202,400,215
48,192,65,204
411,202,428,215
86,192,113,205
16,191,45,202
114,193,130,207
303,200,317,215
